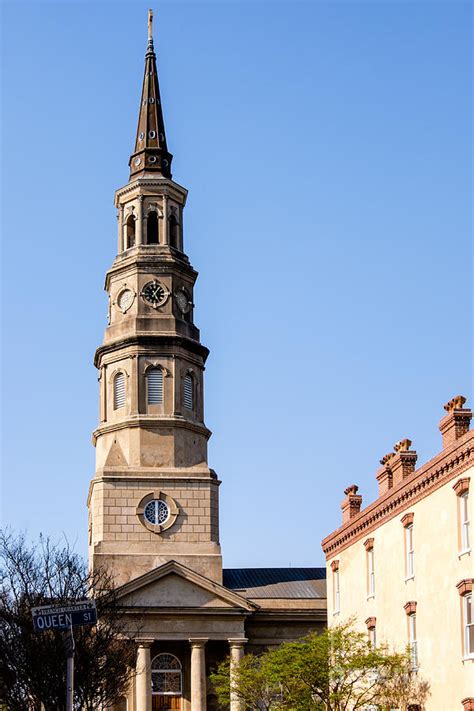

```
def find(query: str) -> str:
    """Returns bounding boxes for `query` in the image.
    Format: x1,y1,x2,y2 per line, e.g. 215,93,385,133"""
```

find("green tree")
210,621,430,711
0,530,138,711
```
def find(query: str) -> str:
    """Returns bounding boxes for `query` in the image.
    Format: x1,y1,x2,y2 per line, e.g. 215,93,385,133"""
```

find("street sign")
31,600,97,632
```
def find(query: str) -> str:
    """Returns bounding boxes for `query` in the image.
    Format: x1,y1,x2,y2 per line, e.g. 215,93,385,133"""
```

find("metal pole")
65,624,75,711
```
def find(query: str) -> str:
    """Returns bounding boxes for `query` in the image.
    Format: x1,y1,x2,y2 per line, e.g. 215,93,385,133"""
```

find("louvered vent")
183,375,193,410
147,368,163,404
113,373,126,409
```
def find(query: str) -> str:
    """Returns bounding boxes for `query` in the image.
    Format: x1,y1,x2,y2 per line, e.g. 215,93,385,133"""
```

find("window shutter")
113,373,126,409
147,368,163,404
183,375,193,409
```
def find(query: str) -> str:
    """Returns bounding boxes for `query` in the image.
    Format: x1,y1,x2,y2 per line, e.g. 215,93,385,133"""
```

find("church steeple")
129,10,173,180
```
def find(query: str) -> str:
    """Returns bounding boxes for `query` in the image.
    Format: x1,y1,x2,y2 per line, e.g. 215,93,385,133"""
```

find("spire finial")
148,9,153,41
147,9,154,53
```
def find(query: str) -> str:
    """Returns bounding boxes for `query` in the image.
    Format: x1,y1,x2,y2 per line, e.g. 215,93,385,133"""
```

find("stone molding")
330,560,339,572
228,638,248,648
456,579,473,596
322,433,473,558
364,616,376,629
189,638,208,648
363,537,374,551
136,490,180,534
401,512,414,528
453,477,470,496
404,601,417,615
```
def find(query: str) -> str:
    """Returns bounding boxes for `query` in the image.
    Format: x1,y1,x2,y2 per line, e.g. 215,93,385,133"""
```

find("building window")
113,372,126,409
183,374,193,410
125,215,136,249
365,617,376,648
464,593,473,658
461,492,470,552
408,613,418,670
364,539,375,598
147,211,159,244
151,653,182,695
405,524,414,579
331,561,340,614
147,368,163,405
169,212,179,248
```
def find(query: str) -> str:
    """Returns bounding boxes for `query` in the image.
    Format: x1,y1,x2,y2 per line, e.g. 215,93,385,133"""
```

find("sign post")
31,600,97,711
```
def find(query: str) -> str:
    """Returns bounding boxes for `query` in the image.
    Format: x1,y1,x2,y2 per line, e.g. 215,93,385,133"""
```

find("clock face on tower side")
175,289,191,314
117,288,134,313
141,280,168,308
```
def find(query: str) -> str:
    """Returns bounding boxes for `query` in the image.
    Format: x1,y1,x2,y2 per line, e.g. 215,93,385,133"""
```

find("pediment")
116,560,257,612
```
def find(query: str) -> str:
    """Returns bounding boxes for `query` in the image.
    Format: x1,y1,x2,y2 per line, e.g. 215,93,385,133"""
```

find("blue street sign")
31,600,97,632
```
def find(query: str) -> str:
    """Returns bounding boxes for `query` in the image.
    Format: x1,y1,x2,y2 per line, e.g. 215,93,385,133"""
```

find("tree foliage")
0,530,138,711
210,621,430,711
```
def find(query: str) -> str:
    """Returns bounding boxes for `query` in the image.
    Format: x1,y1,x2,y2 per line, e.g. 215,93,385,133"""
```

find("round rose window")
144,499,170,526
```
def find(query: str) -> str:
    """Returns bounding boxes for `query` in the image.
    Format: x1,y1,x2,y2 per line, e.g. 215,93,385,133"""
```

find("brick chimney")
341,485,362,524
376,453,395,496
390,439,417,487
439,395,472,449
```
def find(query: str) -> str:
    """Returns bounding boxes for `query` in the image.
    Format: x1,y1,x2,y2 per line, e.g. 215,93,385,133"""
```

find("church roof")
223,568,326,599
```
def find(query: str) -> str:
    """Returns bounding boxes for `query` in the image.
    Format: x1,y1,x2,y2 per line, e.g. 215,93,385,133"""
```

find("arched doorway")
151,653,182,710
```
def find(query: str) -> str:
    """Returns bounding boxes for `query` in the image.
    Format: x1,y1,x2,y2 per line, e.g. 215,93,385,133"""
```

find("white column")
189,638,208,711
228,638,247,711
136,640,153,711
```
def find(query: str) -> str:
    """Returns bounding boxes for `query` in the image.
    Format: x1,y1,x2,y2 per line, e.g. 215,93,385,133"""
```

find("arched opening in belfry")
147,211,159,244
169,212,179,249
125,216,136,249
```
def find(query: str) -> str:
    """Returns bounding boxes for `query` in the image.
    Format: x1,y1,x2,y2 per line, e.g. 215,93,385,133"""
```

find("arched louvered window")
169,213,179,249
183,374,193,410
125,216,136,249
147,211,159,244
113,372,126,409
147,368,163,405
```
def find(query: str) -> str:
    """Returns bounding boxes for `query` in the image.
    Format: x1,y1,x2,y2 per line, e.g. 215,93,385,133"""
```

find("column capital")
228,638,248,648
189,637,208,648
136,638,154,648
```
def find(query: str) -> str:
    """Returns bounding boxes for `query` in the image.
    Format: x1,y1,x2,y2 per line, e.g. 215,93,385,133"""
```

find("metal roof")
223,567,326,599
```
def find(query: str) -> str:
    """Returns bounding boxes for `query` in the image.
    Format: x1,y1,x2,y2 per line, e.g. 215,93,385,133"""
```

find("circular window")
149,130,156,139
144,499,170,525
148,156,157,164
139,131,145,141
149,97,155,104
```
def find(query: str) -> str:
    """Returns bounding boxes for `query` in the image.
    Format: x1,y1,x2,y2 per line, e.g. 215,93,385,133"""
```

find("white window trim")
367,548,375,599
405,524,415,581
463,592,474,660
408,613,418,670
460,492,470,554
333,569,340,615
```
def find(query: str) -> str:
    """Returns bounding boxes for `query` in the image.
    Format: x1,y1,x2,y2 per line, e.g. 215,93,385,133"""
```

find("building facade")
87,14,326,711
322,396,474,710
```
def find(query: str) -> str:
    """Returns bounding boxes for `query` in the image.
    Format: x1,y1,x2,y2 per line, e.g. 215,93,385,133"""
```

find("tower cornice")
94,335,209,368
114,177,188,207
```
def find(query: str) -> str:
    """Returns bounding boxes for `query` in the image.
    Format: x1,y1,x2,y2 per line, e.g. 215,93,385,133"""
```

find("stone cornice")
114,177,188,206
92,415,212,444
322,431,474,559
94,335,209,368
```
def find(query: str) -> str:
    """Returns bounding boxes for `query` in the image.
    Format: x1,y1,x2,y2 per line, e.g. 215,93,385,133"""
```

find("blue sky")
1,1,472,567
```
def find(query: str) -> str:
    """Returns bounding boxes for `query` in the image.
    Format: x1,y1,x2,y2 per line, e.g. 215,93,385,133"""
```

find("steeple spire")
129,9,173,179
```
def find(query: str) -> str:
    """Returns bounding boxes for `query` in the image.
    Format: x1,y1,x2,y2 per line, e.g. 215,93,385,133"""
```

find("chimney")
341,485,362,524
390,439,417,487
376,453,395,496
439,396,472,449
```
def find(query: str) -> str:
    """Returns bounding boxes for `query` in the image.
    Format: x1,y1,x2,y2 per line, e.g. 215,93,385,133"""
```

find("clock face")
142,280,167,307
175,289,190,313
117,289,134,312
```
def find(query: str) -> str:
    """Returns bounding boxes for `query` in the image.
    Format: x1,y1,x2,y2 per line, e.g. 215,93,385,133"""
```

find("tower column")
189,638,207,711
135,640,153,711
162,194,169,245
136,195,144,245
228,638,247,711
